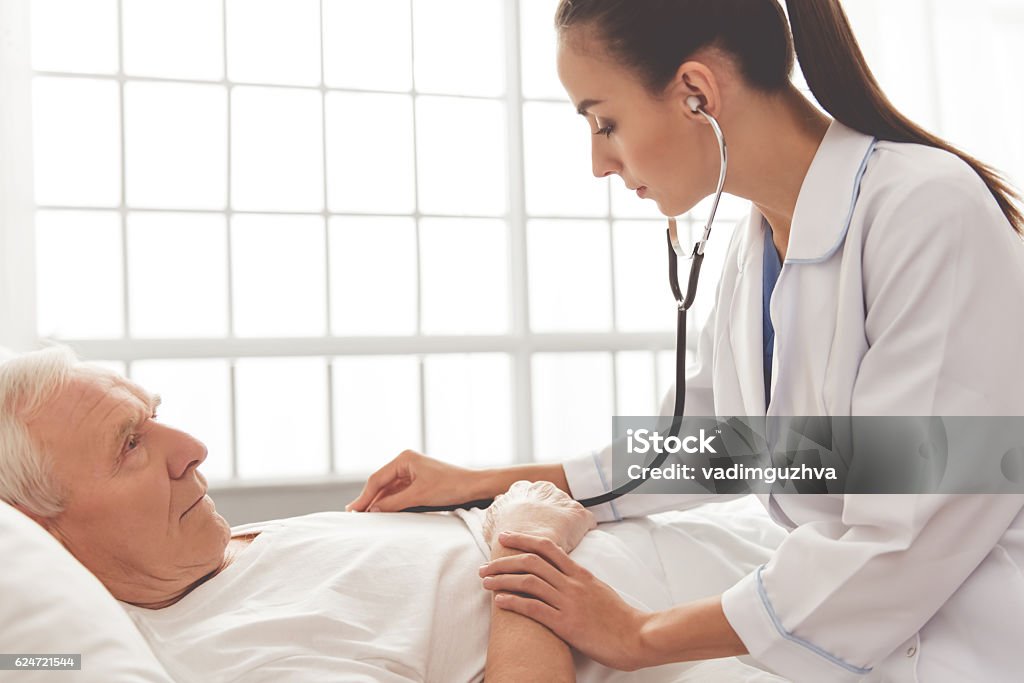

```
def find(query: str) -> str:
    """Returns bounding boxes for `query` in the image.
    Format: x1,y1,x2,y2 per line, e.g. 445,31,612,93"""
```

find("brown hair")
555,0,1023,236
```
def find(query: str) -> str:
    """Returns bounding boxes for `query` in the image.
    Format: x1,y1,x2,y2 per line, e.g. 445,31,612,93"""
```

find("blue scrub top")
762,223,783,408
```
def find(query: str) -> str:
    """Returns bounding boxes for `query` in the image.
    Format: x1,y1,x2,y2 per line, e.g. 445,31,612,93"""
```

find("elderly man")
1,347,714,683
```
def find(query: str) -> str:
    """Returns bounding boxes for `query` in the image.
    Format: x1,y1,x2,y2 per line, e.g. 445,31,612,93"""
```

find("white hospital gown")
122,510,783,683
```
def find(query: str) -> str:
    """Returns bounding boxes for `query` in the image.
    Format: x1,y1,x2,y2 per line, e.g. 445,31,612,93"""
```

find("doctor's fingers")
479,551,570,589
346,458,411,511
482,572,564,609
496,532,581,576
492,593,561,632
365,484,423,513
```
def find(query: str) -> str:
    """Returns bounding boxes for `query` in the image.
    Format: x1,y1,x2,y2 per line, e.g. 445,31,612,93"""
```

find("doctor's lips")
626,183,648,198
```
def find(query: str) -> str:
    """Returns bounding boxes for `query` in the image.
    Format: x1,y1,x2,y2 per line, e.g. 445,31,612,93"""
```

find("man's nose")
165,428,208,479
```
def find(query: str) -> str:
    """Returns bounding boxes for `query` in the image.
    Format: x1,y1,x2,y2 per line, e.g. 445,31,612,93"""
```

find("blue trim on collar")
785,138,878,265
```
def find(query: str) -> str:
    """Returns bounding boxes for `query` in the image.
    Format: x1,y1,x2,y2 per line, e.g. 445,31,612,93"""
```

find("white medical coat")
563,121,1024,682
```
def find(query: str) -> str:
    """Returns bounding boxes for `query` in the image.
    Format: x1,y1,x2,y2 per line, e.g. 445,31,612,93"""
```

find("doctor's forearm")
638,596,747,667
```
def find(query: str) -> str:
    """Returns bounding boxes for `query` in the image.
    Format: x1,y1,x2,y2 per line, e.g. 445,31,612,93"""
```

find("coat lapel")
725,121,877,416
769,121,877,415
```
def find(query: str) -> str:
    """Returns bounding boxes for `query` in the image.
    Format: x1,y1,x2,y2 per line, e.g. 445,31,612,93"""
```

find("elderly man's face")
27,370,230,605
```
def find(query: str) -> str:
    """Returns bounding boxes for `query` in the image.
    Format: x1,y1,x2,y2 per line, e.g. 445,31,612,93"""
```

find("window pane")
326,93,415,214
226,0,321,86
419,218,508,334
32,78,120,207
31,0,118,74
130,359,233,481
323,0,412,91
532,353,613,462
235,357,329,478
125,82,227,209
616,351,658,416
329,217,417,336
231,86,324,212
412,0,504,97
519,0,563,99
332,356,421,474
35,210,123,338
423,354,513,467
527,219,612,332
612,221,675,333
416,97,507,216
523,101,608,217
123,0,223,80
127,213,228,338
232,214,326,337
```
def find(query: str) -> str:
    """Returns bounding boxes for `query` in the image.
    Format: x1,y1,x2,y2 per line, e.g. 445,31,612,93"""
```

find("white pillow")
0,500,173,682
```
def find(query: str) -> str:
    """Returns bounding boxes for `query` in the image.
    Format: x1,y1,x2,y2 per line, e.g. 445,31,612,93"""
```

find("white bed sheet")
125,496,788,682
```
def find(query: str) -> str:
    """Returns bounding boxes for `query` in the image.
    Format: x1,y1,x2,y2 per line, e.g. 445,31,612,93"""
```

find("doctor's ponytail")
783,0,1022,235
554,0,1023,236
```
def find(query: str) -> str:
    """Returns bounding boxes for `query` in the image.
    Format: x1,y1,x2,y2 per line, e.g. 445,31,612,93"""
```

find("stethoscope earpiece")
686,95,702,113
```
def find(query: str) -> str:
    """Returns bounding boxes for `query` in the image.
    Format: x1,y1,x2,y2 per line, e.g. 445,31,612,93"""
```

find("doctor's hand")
346,450,482,512
482,481,596,555
480,531,649,672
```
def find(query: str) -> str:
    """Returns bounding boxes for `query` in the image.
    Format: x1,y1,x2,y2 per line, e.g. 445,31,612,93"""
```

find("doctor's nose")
591,142,621,179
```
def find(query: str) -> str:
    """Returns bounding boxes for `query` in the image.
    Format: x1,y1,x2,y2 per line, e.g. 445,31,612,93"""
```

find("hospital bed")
2,495,789,682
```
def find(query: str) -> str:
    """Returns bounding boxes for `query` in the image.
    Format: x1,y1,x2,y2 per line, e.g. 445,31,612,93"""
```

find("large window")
2,0,1020,483
6,0,746,481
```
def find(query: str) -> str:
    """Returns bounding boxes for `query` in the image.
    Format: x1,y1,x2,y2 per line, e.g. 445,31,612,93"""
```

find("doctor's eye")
595,125,615,138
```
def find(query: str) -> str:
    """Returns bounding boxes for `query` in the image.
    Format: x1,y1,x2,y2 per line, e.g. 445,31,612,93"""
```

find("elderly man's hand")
482,481,596,555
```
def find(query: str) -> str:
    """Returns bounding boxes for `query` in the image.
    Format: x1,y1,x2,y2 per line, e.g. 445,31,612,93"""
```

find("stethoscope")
405,96,728,512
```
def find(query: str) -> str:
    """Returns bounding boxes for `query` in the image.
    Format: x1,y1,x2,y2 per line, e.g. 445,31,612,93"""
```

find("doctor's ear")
671,59,722,119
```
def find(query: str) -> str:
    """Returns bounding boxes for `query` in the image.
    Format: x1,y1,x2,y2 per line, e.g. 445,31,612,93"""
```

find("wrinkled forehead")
28,366,156,435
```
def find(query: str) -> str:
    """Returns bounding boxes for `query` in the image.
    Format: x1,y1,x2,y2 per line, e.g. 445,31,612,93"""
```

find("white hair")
0,345,86,517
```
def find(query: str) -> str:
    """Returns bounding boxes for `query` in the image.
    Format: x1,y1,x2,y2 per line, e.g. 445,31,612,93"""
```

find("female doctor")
349,0,1024,680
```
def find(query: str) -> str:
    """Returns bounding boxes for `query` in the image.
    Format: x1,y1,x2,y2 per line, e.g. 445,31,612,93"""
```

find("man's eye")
125,435,140,452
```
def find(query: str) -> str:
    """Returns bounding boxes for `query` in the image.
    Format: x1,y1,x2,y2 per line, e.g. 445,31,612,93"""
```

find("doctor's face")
26,369,231,603
556,30,717,217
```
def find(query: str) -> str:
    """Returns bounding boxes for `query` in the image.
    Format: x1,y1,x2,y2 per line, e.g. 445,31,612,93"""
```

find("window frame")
1,0,684,486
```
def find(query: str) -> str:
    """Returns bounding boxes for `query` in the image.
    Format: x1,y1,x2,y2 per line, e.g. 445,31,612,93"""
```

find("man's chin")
189,505,231,540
